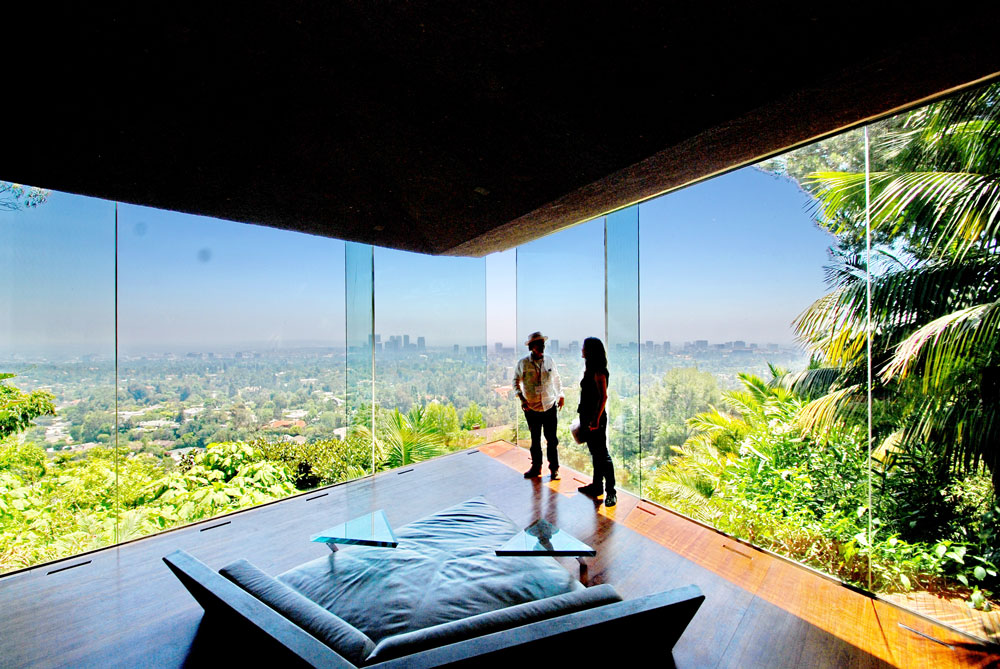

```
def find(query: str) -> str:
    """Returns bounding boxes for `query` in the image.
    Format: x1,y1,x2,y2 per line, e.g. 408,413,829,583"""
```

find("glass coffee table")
496,519,595,582
310,509,398,552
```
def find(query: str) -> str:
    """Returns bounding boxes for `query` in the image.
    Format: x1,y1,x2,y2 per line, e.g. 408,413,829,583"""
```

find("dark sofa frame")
164,549,704,667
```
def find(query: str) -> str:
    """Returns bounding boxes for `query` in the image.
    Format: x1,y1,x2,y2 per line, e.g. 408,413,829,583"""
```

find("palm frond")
881,300,1000,388
872,430,904,463
795,254,1000,364
771,366,843,399
797,385,864,438
807,170,1000,259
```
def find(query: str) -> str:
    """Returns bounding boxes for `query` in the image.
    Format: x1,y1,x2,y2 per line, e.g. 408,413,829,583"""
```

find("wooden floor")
1,442,997,668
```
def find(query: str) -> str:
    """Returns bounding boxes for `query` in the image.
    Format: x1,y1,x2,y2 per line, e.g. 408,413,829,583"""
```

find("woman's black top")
578,367,609,426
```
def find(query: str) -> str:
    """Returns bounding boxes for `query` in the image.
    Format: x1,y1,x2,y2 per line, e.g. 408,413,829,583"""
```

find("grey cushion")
392,497,523,556
366,584,623,662
220,558,375,666
279,497,583,643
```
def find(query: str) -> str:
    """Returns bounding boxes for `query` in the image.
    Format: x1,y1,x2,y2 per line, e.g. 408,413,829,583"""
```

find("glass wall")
627,80,995,640
115,205,348,544
0,188,116,568
346,242,375,474
637,162,830,518
515,217,605,476
861,83,999,629
485,249,518,439
606,206,640,495
373,248,487,463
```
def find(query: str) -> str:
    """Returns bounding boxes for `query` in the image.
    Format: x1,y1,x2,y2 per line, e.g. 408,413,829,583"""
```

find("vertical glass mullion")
345,242,375,475
863,125,873,591
606,206,640,495
487,250,517,440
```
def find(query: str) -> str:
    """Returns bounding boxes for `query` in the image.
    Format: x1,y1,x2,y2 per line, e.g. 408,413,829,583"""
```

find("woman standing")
577,337,616,507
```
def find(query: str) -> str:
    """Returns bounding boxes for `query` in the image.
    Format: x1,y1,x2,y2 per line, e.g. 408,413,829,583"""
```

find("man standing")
513,331,564,480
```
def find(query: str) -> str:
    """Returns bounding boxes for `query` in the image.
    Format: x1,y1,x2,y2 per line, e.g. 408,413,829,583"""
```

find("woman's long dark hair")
582,337,608,374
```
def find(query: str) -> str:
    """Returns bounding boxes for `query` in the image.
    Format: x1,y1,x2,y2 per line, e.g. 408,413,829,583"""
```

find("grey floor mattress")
277,497,584,643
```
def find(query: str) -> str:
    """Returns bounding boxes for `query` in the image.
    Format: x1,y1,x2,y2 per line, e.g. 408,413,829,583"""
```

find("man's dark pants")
524,405,559,473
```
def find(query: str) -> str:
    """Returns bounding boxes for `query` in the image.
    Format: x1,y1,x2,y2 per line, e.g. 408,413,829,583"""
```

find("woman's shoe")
577,483,602,496
604,491,617,507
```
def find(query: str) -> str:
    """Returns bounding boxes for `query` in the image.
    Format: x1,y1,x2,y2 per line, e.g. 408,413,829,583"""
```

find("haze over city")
2,166,832,359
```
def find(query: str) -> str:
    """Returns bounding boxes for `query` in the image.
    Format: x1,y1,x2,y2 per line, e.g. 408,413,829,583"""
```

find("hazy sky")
638,167,834,345
1,165,834,357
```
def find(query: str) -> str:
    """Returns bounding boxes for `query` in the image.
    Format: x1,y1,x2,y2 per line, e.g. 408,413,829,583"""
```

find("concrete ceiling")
4,4,999,256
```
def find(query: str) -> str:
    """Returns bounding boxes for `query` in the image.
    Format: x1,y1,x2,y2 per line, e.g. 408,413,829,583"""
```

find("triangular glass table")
310,509,398,552
496,519,595,582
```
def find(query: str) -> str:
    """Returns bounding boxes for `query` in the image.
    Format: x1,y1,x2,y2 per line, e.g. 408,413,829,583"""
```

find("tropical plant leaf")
771,366,843,399
882,301,1000,389
797,385,864,438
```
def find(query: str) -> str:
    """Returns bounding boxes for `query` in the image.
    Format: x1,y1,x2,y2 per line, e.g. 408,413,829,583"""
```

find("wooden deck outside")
0,442,997,668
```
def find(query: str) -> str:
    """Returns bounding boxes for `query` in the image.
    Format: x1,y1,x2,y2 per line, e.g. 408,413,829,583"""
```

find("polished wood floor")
1,442,997,668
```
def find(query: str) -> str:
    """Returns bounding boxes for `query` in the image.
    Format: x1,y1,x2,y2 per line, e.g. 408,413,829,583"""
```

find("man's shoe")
604,491,617,507
578,482,602,496
550,470,560,481
523,468,542,479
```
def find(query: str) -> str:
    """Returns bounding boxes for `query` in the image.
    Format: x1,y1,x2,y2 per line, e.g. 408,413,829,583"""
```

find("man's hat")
525,331,548,346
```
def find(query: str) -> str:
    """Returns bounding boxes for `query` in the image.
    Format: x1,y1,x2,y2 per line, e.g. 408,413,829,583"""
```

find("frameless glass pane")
373,248,486,467
515,217,604,478
862,82,999,641
485,249,517,440
0,185,115,572
606,206,640,496
346,242,375,475
638,162,835,561
115,204,347,542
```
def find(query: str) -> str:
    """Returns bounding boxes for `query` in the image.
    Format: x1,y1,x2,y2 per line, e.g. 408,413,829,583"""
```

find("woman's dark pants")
584,413,615,494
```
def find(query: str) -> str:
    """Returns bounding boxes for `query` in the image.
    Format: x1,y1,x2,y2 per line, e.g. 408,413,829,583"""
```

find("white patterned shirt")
513,354,563,412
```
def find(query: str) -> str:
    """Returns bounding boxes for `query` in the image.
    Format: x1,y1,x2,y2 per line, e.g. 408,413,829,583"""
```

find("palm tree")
376,406,445,469
791,82,1000,493
651,372,801,520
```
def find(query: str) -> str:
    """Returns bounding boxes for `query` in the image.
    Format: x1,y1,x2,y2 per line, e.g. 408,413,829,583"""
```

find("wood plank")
718,594,891,669
477,439,514,457
872,599,1000,669
753,556,893,665
623,504,772,594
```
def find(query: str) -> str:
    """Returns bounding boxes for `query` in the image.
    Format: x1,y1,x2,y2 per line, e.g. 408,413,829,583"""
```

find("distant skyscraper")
662,341,671,352
417,336,425,351
495,342,503,353
550,339,559,354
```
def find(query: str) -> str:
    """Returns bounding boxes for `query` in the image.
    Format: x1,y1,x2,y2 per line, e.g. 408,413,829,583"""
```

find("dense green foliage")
0,378,482,573
649,372,997,606
793,83,1000,494
0,374,56,439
